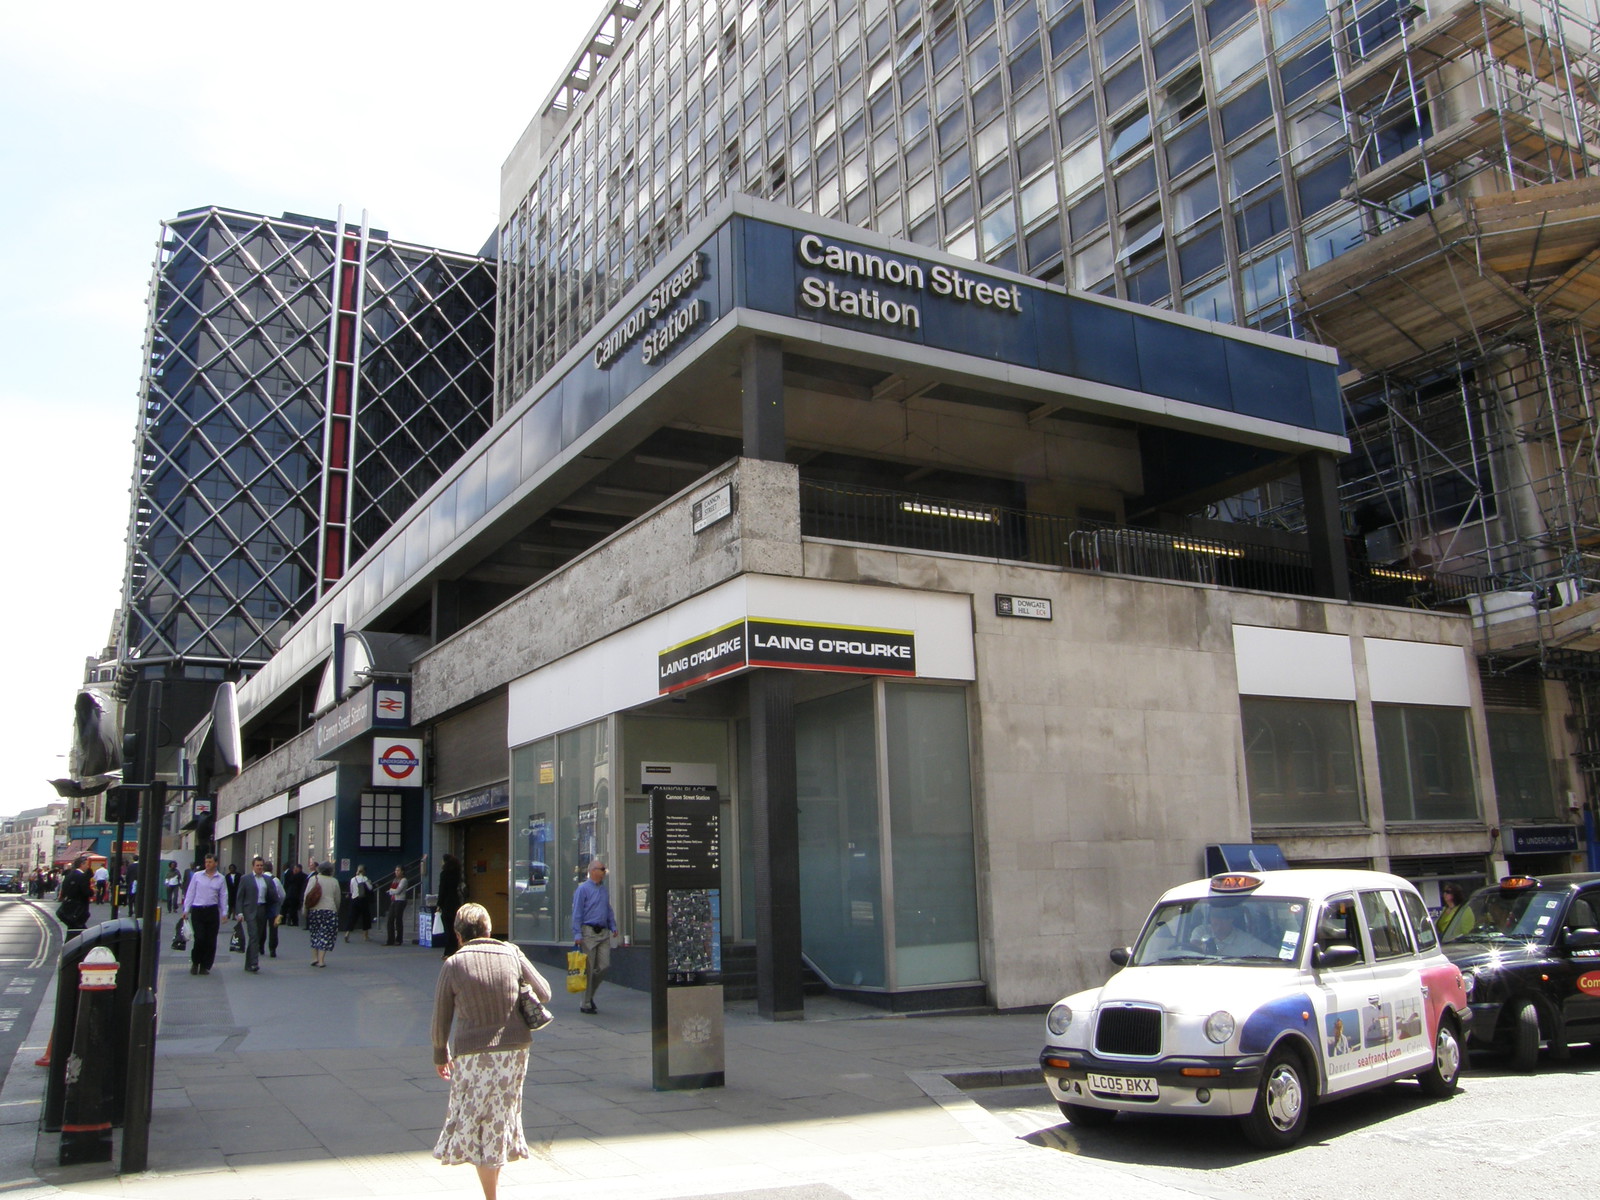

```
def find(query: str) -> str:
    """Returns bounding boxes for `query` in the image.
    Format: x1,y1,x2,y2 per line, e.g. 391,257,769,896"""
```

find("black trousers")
189,906,221,970
386,899,407,945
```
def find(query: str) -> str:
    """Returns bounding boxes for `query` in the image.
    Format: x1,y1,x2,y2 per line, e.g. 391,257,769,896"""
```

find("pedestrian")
384,865,411,946
304,862,340,967
224,863,241,914
91,862,109,904
57,853,93,934
281,862,307,926
164,863,183,912
437,854,465,956
431,902,551,1200
181,855,229,975
1437,883,1475,940
263,861,284,958
345,864,375,942
230,856,284,973
570,857,616,1014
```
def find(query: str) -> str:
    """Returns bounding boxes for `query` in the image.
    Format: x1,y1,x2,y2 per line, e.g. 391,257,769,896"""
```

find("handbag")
171,918,188,951
304,880,322,909
517,982,554,1031
229,922,245,953
432,910,445,936
566,950,588,994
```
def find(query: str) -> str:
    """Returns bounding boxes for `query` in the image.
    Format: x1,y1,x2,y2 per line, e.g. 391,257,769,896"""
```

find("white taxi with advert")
1039,869,1472,1149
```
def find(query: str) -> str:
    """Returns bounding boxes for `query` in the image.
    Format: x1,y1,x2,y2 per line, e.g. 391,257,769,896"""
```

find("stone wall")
415,457,803,722
804,540,1482,1009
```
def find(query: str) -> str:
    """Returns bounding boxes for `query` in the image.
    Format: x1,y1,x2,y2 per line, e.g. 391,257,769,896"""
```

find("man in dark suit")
230,856,284,973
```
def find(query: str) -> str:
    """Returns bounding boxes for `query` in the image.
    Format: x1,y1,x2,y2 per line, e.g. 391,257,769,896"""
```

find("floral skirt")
433,1047,530,1168
307,908,337,951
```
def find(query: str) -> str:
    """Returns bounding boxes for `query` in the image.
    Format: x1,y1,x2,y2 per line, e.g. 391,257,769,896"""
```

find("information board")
649,784,724,1089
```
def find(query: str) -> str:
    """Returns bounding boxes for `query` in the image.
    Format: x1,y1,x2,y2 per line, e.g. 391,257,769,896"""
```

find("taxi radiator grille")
1094,1005,1162,1056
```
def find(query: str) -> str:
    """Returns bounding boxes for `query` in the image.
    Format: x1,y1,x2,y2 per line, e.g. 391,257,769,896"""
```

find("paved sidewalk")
0,915,1229,1200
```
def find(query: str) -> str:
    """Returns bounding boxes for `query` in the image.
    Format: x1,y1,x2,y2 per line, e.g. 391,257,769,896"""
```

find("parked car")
1440,873,1600,1070
0,870,22,894
1039,869,1471,1149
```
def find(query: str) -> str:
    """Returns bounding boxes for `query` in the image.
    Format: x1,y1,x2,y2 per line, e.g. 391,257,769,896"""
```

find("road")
974,1044,1600,1198
0,896,57,1094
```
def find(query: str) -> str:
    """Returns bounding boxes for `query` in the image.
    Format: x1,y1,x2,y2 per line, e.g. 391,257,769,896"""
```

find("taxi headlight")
1047,1002,1074,1036
1204,1010,1236,1044
1459,970,1475,999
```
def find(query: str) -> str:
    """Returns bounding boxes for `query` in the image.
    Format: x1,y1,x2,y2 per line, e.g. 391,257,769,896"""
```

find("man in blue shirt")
571,858,616,1014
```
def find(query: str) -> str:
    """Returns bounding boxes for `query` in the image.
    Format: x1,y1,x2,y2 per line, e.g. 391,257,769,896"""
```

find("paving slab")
1,915,1249,1200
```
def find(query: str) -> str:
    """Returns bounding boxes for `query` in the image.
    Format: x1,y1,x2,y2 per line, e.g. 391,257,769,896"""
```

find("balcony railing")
798,480,1481,608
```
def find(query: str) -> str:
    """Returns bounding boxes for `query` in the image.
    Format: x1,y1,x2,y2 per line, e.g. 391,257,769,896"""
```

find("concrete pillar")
742,337,785,462
748,670,803,1019
1299,451,1350,601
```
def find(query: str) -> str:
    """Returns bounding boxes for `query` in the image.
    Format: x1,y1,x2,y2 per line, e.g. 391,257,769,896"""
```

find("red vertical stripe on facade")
329,417,349,469
326,473,346,523
332,365,352,414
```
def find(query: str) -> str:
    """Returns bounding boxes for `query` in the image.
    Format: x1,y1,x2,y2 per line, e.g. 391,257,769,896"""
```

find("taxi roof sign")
1210,873,1266,893
1497,875,1541,891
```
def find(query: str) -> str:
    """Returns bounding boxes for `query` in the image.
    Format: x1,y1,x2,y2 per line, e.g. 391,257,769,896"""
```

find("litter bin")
43,917,143,1132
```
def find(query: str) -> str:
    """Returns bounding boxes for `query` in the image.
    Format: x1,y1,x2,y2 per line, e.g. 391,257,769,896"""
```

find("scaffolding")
1293,0,1600,627
1287,0,1600,822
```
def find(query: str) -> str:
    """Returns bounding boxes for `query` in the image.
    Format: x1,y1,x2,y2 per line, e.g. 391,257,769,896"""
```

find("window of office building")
1241,696,1365,825
1375,704,1479,822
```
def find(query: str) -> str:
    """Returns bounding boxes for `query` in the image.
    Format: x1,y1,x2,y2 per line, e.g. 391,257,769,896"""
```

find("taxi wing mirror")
1560,927,1600,952
1312,942,1361,969
1109,946,1132,967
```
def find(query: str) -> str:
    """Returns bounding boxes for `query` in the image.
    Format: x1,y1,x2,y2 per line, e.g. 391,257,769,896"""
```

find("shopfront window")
797,686,885,988
509,717,612,944
885,684,980,985
1375,704,1479,822
1487,711,1558,821
1241,696,1364,825
511,740,557,941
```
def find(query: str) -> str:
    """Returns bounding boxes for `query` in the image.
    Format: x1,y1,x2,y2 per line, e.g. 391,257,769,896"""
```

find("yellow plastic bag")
566,950,588,994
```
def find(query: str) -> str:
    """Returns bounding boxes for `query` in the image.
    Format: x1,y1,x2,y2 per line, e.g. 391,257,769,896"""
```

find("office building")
111,206,495,793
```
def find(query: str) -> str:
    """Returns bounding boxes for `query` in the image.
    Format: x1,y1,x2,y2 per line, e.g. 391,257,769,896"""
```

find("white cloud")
0,0,606,818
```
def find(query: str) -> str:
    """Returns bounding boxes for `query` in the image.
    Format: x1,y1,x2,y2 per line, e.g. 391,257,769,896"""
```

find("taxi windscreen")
1445,885,1567,945
1131,895,1309,965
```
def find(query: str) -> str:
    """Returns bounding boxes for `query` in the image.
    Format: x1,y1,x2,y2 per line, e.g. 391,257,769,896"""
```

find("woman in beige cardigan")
431,902,552,1200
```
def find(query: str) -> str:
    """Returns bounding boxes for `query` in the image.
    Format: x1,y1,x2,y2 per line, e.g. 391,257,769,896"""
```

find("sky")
0,0,607,820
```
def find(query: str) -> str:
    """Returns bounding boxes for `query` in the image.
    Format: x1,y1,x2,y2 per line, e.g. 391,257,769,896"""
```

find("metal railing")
798,480,1483,608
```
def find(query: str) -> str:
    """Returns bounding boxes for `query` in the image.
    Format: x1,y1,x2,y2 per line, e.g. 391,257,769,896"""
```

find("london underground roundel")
375,741,421,784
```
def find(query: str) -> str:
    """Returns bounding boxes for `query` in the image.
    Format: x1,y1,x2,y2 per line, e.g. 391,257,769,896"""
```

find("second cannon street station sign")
658,618,916,694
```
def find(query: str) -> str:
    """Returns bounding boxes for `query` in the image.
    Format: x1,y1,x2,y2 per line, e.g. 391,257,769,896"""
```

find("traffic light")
104,787,141,823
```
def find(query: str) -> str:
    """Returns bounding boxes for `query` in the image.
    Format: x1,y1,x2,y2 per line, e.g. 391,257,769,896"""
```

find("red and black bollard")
59,946,119,1165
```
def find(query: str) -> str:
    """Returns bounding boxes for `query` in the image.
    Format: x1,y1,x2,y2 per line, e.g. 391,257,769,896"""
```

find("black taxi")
1439,873,1600,1070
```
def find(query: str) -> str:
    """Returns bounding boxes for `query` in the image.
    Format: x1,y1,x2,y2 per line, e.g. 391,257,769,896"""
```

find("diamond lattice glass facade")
122,207,495,672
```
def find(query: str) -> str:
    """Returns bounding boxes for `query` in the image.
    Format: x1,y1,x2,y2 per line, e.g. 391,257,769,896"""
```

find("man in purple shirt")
571,858,616,1014
182,855,228,975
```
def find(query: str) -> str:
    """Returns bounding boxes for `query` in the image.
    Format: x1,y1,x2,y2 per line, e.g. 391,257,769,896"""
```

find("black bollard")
59,946,119,1165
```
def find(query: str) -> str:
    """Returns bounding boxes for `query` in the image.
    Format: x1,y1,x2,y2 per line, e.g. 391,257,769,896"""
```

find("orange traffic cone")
35,1033,51,1067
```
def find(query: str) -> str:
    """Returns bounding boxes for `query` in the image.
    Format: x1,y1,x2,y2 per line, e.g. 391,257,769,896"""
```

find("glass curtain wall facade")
122,207,495,676
498,0,1387,409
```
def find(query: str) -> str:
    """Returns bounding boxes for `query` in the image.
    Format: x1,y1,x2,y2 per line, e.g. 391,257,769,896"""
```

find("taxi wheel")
1508,1000,1541,1073
1057,1102,1117,1129
1240,1048,1309,1150
1416,1017,1463,1097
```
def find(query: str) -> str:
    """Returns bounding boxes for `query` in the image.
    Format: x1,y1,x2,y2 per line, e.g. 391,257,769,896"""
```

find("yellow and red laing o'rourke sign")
659,618,916,695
